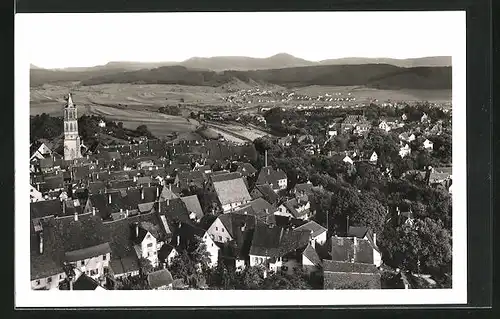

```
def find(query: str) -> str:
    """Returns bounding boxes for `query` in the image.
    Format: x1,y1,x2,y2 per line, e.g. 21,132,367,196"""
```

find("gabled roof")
294,220,327,238
30,199,62,219
251,184,279,205
245,197,276,218
180,195,204,220
235,162,257,176
256,166,287,187
302,243,321,266
30,217,64,280
292,182,314,196
147,269,173,289
73,273,104,290
213,177,252,206
217,213,258,259
249,223,310,258
282,198,310,218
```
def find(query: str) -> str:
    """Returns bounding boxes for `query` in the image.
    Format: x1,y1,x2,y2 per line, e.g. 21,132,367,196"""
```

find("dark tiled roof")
249,223,310,258
323,260,378,274
159,185,180,201
147,269,173,289
88,181,106,194
330,236,377,264
282,198,310,218
30,199,62,219
256,166,287,188
293,183,314,196
109,179,136,190
251,184,279,205
302,243,321,266
72,165,91,181
246,197,276,217
30,217,64,280
236,163,257,176
210,172,242,183
323,261,381,290
73,273,102,290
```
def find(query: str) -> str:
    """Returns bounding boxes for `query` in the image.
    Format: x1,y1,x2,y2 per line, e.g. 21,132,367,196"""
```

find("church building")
63,93,83,161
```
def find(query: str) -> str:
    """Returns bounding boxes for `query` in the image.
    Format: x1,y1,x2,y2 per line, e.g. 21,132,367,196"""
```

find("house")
423,139,434,151
278,135,294,147
180,195,204,222
98,120,106,128
174,170,205,191
72,273,107,290
174,222,220,268
297,134,315,144
250,184,280,206
207,213,258,271
323,260,381,290
399,132,416,143
31,211,112,290
29,185,44,203
158,244,178,267
291,182,314,197
159,183,180,201
211,175,252,213
378,120,391,132
277,196,311,220
147,269,174,290
249,223,311,274
331,228,382,268
401,114,408,121
421,113,430,123
399,144,411,158
232,162,257,178
302,243,322,274
256,166,288,192
369,151,378,164
294,221,327,246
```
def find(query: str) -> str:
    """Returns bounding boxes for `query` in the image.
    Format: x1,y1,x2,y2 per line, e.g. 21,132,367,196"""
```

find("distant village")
29,93,452,291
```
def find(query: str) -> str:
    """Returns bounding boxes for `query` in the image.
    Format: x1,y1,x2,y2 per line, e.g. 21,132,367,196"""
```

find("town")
30,92,452,291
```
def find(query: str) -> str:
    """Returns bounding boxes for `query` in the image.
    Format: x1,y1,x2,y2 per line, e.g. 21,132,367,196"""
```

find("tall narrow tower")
63,93,82,160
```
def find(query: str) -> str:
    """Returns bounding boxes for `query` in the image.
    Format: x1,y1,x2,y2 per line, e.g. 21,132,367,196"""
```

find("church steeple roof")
65,93,74,108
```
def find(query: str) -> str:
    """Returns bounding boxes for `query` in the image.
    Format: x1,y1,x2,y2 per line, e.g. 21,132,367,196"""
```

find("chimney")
62,200,66,215
279,227,284,242
156,187,160,198
141,188,145,200
265,208,269,215
346,215,350,233
39,232,43,254
133,176,137,182
74,210,78,221
135,223,139,238
108,193,112,204
92,207,96,216
264,149,268,167
96,173,99,180
169,183,172,191
373,233,377,246
177,235,180,246
167,199,170,206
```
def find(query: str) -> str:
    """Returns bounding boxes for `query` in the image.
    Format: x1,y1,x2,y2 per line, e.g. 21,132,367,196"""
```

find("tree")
262,269,312,290
138,257,154,277
239,266,265,289
380,218,452,277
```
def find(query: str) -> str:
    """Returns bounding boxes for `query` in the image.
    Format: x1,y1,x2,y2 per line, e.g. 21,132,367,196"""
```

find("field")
30,82,452,139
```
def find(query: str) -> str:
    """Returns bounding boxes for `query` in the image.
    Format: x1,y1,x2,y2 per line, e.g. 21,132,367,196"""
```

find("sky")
18,11,464,69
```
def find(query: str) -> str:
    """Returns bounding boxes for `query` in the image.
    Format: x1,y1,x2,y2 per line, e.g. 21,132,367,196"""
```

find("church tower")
63,93,82,160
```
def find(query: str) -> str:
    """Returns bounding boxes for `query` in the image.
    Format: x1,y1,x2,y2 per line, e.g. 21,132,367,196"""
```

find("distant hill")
180,53,315,71
318,56,452,68
79,64,451,90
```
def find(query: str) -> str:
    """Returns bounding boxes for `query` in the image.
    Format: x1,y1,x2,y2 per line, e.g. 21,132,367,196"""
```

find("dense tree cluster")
159,105,181,116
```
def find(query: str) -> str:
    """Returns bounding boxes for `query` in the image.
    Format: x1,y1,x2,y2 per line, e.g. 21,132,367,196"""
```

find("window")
81,260,85,266
211,243,213,247
147,243,153,248
103,255,107,261
47,277,52,283
90,269,98,276
153,251,157,255
215,227,218,231
36,280,40,285
221,228,224,232
218,236,222,241
60,274,64,279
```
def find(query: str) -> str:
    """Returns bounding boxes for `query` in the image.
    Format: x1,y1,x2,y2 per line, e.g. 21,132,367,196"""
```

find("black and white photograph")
15,11,467,307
